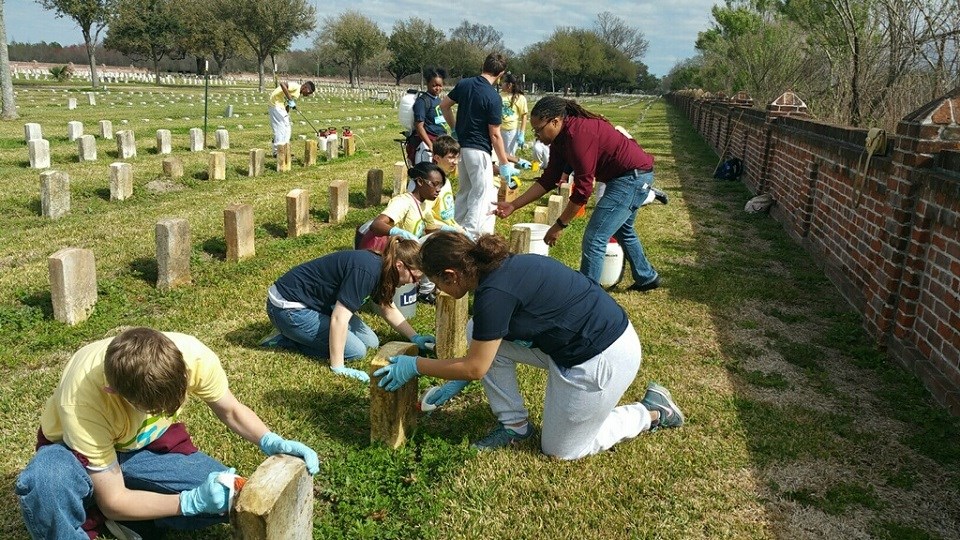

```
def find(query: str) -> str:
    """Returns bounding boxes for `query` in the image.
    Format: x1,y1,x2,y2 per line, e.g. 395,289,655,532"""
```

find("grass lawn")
0,84,958,539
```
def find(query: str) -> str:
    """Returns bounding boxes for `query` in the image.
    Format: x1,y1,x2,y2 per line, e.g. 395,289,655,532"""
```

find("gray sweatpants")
479,321,651,460
454,147,496,239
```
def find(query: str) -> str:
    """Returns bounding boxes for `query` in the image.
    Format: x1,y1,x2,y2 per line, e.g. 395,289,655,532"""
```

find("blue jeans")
16,443,228,539
266,301,379,360
581,170,658,286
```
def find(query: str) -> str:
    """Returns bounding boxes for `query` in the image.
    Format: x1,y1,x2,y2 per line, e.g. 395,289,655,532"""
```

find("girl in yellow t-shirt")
499,73,529,155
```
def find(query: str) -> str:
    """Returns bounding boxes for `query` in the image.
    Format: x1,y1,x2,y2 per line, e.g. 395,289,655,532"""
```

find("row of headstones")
44,166,415,325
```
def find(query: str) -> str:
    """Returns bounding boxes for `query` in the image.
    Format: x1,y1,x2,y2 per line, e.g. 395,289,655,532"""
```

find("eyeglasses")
419,178,444,188
532,118,556,135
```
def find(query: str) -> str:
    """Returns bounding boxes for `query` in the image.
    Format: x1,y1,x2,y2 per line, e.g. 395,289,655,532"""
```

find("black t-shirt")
471,254,631,368
273,250,382,315
447,75,501,153
412,92,446,138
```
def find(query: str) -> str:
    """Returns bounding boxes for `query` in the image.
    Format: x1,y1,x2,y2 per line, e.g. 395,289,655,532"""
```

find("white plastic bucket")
317,134,328,153
512,223,550,256
393,283,418,320
600,238,625,288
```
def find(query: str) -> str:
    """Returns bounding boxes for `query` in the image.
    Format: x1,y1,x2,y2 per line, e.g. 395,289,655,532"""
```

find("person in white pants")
374,232,685,460
268,81,315,156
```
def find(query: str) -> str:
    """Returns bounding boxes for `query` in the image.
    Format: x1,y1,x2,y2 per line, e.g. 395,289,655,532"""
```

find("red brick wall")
668,91,960,414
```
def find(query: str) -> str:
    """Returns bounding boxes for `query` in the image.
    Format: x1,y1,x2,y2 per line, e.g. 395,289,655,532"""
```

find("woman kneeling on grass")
261,237,435,383
374,231,684,459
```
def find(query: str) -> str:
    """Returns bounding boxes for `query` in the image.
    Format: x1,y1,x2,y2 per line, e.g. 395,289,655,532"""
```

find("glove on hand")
286,99,296,109
517,132,526,148
411,334,436,354
259,432,321,475
373,354,419,391
425,380,470,406
499,163,519,181
179,469,233,516
388,227,418,241
517,158,532,170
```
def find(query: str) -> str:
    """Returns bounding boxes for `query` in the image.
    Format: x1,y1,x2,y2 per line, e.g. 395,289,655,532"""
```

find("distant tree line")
28,1,660,94
664,0,960,128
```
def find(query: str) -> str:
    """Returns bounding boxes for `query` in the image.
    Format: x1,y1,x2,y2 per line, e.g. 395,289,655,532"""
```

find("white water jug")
600,238,624,288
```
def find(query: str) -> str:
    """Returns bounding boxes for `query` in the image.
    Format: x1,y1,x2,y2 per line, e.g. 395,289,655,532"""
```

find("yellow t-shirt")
39,332,229,470
382,192,434,236
424,180,456,227
269,82,302,110
500,93,529,131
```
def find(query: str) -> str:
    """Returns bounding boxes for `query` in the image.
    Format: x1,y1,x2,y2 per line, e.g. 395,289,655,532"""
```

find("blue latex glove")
179,469,233,516
332,365,369,383
517,131,526,148
439,224,459,233
286,99,296,109
373,354,419,391
411,333,436,354
499,163,519,180
259,432,321,475
517,158,532,170
388,227,418,241
425,380,470,406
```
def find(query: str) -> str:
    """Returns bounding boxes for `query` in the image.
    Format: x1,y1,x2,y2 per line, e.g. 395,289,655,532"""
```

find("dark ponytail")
423,67,447,81
502,72,524,108
530,95,606,122
421,232,509,283
407,161,446,184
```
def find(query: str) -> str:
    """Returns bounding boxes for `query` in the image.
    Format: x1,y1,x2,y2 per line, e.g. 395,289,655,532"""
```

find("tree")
104,0,183,85
448,20,504,52
37,0,118,89
595,11,649,61
320,11,386,88
175,0,245,75
386,17,444,85
0,0,17,119
216,0,315,92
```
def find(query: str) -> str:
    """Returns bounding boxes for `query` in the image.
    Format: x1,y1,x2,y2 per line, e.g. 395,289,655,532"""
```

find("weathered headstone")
215,129,229,150
67,121,83,141
342,136,356,156
224,203,255,262
436,293,469,359
189,128,203,151
115,130,136,159
155,218,191,292
40,170,70,219
365,169,383,207
533,206,549,225
208,151,226,180
328,180,348,224
87,92,96,106
109,162,133,201
24,122,42,142
224,105,233,118
370,341,420,448
326,140,339,160
393,162,407,195
48,247,97,325
162,157,183,178
28,139,50,169
509,225,532,254
231,455,313,540
559,183,573,207
546,195,564,225
303,139,317,166
67,98,77,110
78,135,97,162
99,120,113,140
286,189,310,238
276,143,291,172
249,149,265,177
156,129,172,154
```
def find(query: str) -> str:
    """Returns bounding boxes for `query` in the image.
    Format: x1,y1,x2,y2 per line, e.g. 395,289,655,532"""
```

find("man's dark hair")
482,53,507,76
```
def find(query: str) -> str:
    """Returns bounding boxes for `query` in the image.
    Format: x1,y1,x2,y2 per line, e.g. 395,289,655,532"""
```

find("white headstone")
189,128,203,152
215,129,229,150
24,123,42,142
40,170,70,219
156,129,172,154
109,162,133,201
67,121,84,141
29,139,51,169
78,135,97,162
99,120,113,139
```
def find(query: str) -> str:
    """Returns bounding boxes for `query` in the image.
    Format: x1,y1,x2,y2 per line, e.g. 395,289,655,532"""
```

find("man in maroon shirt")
494,96,661,291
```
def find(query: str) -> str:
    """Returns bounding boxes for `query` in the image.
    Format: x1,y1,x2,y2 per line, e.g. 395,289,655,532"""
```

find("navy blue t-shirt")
273,250,382,315
471,254,631,368
412,92,446,138
448,76,501,153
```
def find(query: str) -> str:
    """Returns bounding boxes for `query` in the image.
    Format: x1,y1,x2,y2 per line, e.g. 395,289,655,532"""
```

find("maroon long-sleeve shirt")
536,116,654,206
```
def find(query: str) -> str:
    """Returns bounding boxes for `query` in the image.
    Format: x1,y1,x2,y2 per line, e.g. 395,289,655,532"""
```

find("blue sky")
5,0,719,77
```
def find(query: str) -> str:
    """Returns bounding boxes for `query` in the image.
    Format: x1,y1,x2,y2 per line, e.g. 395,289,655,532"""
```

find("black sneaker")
653,188,669,205
418,291,437,305
627,276,660,292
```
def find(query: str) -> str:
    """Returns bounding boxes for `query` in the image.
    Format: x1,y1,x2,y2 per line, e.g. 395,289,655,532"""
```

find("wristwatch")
555,218,568,229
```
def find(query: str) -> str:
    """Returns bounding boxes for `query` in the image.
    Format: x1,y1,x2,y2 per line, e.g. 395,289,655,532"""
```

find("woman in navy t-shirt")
375,232,684,459
262,237,436,383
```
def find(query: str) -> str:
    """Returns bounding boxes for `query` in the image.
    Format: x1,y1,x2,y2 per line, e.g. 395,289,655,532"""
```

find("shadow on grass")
129,257,157,285
94,188,110,201
233,166,248,177
201,237,226,260
18,290,54,319
309,208,330,222
260,222,286,239
348,192,366,207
